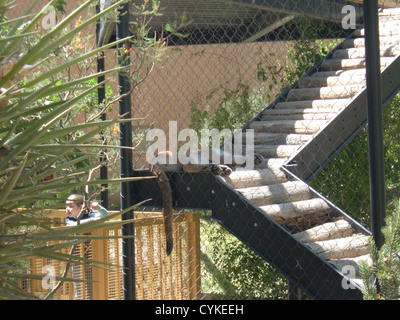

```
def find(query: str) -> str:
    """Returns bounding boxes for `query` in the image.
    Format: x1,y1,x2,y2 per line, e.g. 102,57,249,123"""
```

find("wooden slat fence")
22,211,201,300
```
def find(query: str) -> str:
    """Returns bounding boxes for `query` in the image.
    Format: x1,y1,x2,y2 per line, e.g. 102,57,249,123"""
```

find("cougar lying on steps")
148,148,265,256
149,148,265,176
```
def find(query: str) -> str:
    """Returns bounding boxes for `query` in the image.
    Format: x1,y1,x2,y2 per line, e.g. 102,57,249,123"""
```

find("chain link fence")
129,0,400,300
10,0,400,300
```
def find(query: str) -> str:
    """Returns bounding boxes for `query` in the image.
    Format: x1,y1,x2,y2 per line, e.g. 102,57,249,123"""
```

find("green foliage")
383,94,400,206
200,216,287,299
0,0,165,299
360,202,400,300
190,82,269,134
311,92,400,228
285,20,340,83
52,0,67,14
310,129,371,226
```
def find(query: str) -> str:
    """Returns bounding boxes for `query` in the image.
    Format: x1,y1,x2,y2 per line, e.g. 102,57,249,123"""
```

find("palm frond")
0,0,160,300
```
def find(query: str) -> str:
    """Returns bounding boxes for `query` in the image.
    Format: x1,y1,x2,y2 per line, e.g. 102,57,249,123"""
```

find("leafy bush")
201,216,287,299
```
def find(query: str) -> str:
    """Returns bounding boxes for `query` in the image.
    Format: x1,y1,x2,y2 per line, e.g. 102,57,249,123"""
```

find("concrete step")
305,235,370,260
293,219,354,243
320,56,393,71
260,198,331,221
274,99,351,110
241,132,313,145
260,108,337,121
248,119,328,134
379,7,400,18
256,157,288,168
342,36,400,49
287,85,360,101
236,181,314,207
252,144,302,158
219,168,287,189
332,45,400,59
298,69,366,88
298,75,366,88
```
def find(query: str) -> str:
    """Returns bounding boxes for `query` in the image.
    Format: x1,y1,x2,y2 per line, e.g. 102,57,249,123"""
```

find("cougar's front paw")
211,164,232,176
254,153,265,166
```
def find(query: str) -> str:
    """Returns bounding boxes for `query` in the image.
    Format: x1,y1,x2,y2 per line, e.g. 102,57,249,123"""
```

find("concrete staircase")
213,8,400,296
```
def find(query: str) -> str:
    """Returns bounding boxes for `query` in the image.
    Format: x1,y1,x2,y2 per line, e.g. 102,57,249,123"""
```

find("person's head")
65,194,84,219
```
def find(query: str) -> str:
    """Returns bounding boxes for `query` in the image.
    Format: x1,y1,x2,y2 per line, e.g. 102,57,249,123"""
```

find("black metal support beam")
364,1,385,250
96,4,108,210
133,170,214,209
288,280,302,300
210,176,363,300
117,2,136,300
97,54,109,209
285,52,400,183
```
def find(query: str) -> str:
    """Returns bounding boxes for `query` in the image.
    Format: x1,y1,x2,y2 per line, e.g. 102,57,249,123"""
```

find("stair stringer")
286,52,400,182
210,168,369,300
